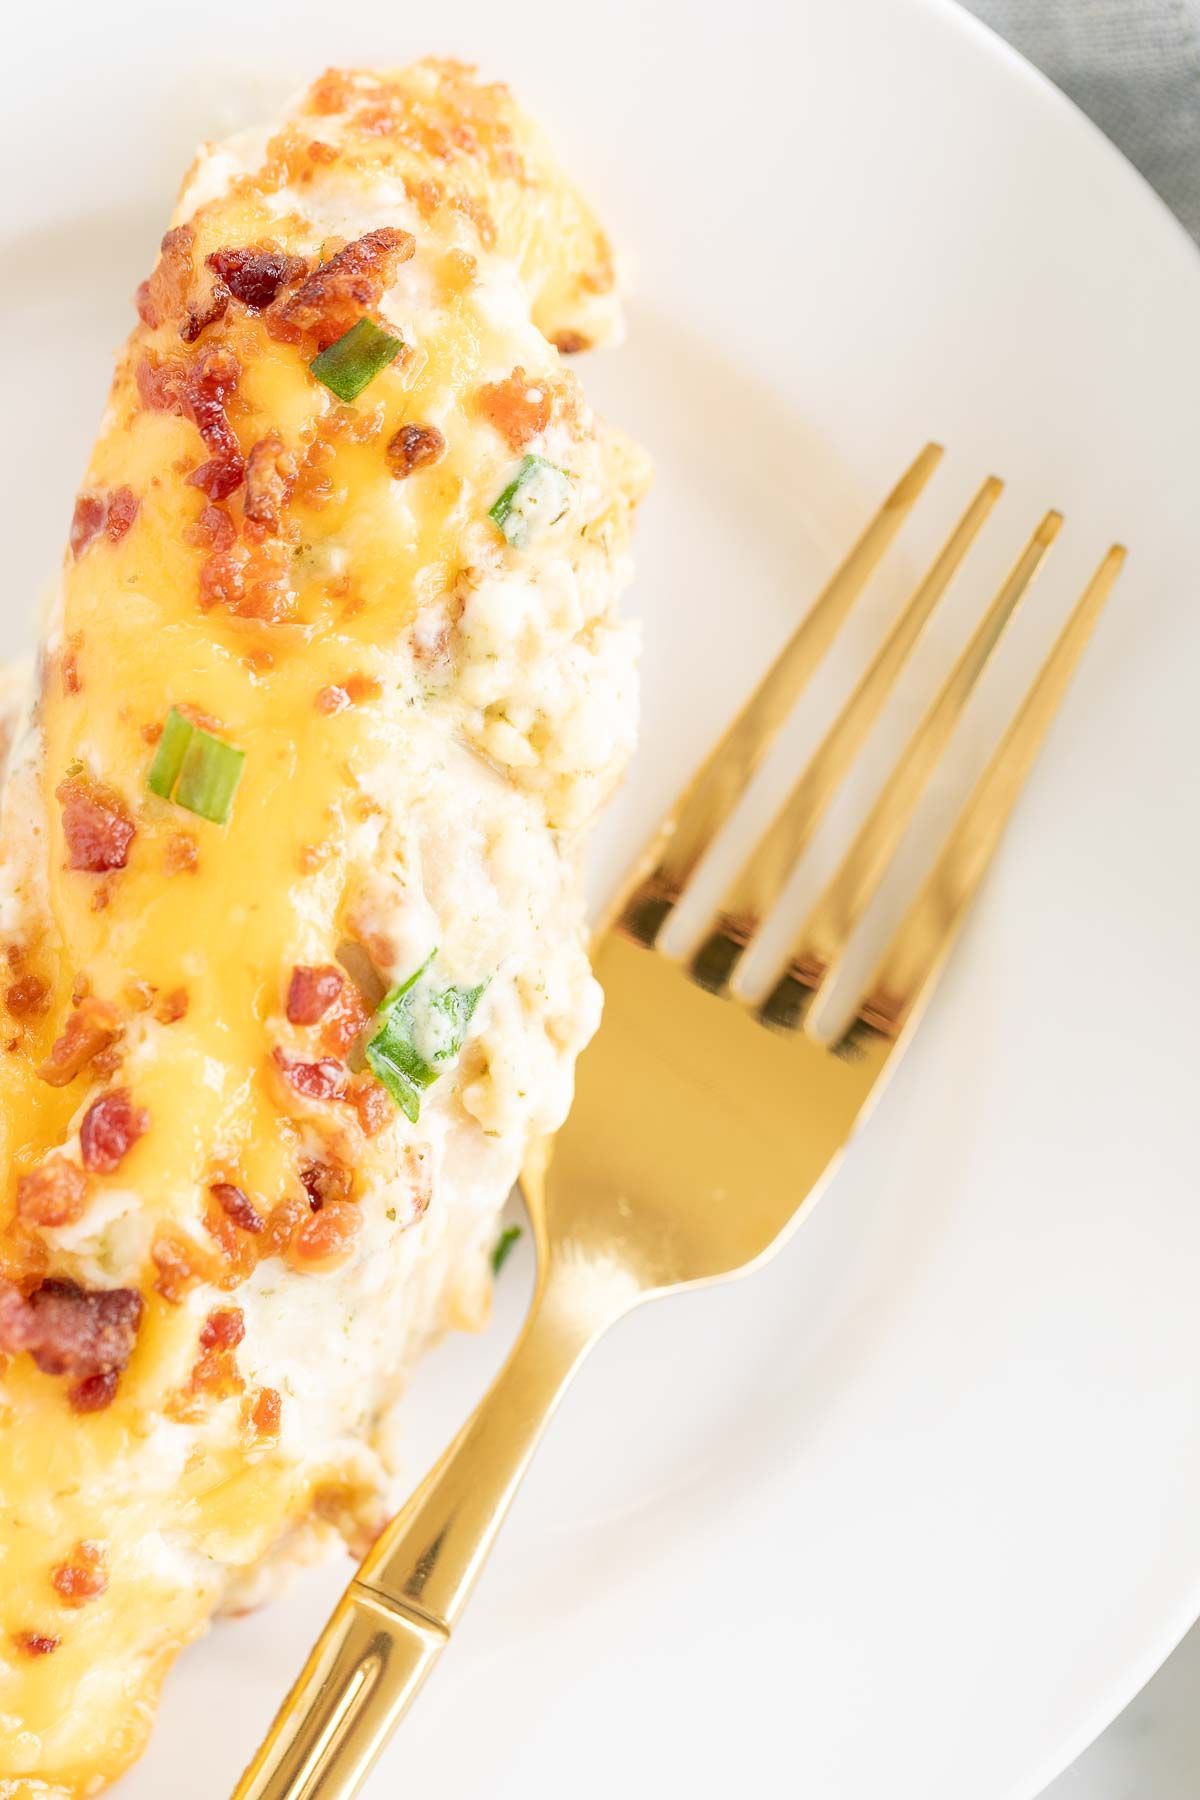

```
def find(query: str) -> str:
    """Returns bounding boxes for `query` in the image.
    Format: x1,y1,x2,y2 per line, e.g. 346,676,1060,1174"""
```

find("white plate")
5,2,1200,1796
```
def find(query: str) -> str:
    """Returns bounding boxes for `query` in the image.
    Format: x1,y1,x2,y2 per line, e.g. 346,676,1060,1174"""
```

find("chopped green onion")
146,707,194,798
146,708,245,825
309,318,403,403
491,1224,522,1276
365,951,487,1123
488,454,572,547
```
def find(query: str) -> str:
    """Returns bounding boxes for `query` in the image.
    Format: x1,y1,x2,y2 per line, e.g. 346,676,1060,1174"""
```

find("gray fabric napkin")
959,0,1200,240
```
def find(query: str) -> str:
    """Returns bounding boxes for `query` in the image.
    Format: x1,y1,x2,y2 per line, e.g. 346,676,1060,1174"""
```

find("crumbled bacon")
200,1306,245,1351
56,775,135,874
321,982,372,1058
155,987,189,1024
182,346,244,502
5,971,49,1018
198,539,297,622
475,367,551,450
79,1089,148,1175
69,495,106,559
181,280,230,345
0,1278,143,1393
287,1200,361,1272
349,1075,391,1138
150,1233,203,1304
299,1158,352,1211
262,1195,310,1258
243,433,297,534
184,503,236,551
136,226,196,330
105,487,140,542
52,1541,108,1607
286,964,343,1026
136,354,189,415
38,997,121,1088
12,1631,60,1657
266,227,414,352
16,1157,88,1229
206,245,308,312
551,330,591,356
273,1049,348,1102
211,1182,265,1235
69,1370,120,1413
62,636,83,696
164,833,198,877
385,422,446,479
250,1386,282,1436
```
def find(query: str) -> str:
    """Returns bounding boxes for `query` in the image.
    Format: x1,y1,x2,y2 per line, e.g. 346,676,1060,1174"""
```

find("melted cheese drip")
0,60,642,1797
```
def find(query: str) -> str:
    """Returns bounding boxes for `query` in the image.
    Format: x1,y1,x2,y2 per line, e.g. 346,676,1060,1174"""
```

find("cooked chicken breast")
0,61,646,1796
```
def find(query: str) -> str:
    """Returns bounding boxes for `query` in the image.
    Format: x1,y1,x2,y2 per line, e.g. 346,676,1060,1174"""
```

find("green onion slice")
146,706,194,799
309,318,403,403
365,950,487,1123
488,454,572,547
491,1224,522,1276
146,707,245,825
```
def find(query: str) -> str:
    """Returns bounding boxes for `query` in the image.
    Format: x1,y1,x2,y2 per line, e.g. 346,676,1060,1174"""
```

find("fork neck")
357,1241,639,1629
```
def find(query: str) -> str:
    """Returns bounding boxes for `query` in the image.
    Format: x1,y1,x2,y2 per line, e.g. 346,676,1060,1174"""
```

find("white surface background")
3,2,1200,1797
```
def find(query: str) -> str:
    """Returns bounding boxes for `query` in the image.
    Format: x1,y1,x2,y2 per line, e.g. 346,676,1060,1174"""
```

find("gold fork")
232,444,1124,1799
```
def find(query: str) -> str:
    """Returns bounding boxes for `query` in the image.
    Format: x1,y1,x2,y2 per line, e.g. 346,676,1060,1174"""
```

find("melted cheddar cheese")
0,61,646,1797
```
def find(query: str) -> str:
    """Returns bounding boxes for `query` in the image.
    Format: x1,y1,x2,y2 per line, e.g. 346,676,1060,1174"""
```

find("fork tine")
616,442,944,948
759,508,1062,1029
846,543,1125,1042
690,475,1004,994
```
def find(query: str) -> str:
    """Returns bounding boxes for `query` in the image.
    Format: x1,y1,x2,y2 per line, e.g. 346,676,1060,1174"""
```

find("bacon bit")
182,346,244,502
199,539,297,622
200,1306,245,1351
321,982,372,1059
552,329,591,356
349,1075,391,1139
286,964,343,1026
201,1196,258,1287
307,69,357,115
286,1200,361,1273
266,227,414,353
69,1369,120,1413
181,277,230,345
52,1541,108,1608
293,437,340,511
475,368,551,450
206,246,308,312
299,1158,352,1210
56,776,135,874
105,487,140,542
243,433,297,534
5,972,50,1019
151,1233,203,1304
250,1386,282,1436
307,139,339,164
184,503,236,551
164,832,198,876
136,226,196,330
16,1157,88,1229
212,1182,265,1235
38,996,120,1089
262,1195,309,1258
0,1278,143,1388
69,495,106,558
62,636,83,696
80,1089,148,1175
136,353,189,416
12,1631,60,1657
386,422,446,479
273,1049,348,1102
155,987,189,1024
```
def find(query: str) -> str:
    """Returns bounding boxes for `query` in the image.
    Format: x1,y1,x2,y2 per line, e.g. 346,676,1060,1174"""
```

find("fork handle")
231,1250,633,1800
